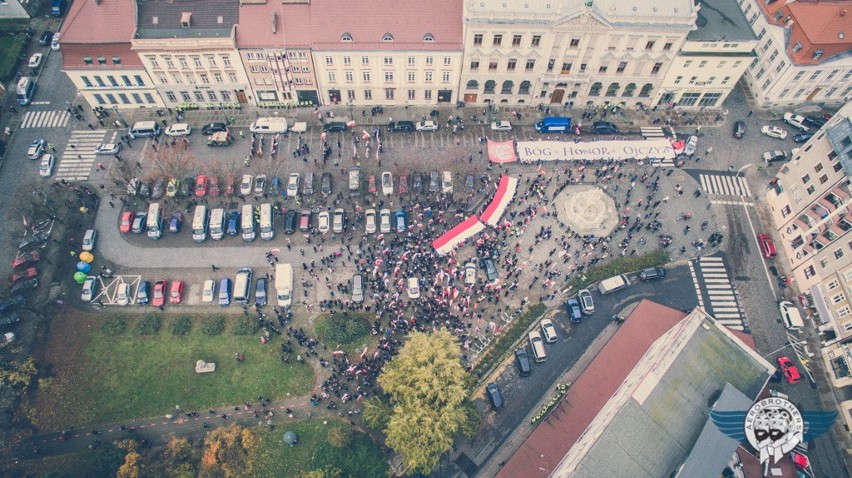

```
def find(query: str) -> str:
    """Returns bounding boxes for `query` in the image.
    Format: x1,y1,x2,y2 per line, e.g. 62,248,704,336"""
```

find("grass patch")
314,313,375,356
169,315,192,336
0,33,28,81
251,420,387,478
33,314,314,427
564,249,670,292
473,303,548,379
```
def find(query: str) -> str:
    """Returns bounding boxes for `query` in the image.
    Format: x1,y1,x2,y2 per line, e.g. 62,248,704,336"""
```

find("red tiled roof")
788,2,851,45
61,43,144,69
236,2,312,48
308,0,463,51
497,300,687,478
59,0,137,44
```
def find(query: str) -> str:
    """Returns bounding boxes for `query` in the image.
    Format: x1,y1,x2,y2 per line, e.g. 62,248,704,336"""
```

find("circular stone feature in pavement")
554,185,619,237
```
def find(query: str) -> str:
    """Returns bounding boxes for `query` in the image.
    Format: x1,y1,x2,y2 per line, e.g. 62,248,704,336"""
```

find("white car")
441,171,453,194
287,173,300,198
318,211,330,233
365,209,377,234
761,125,788,140
540,319,558,343
254,174,267,194
332,208,345,233
95,143,121,155
81,276,97,302
165,123,192,136
82,229,98,252
464,262,477,285
407,277,421,299
39,154,55,177
684,135,698,156
783,113,809,132
779,300,804,331
491,121,512,132
201,279,216,303
240,175,253,195
51,33,60,51
28,53,43,69
416,120,438,131
578,288,594,314
381,171,393,195
379,209,392,233
27,139,45,160
116,283,131,306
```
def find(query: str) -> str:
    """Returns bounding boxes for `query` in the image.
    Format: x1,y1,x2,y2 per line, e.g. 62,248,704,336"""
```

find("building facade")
459,0,697,108
737,0,852,109
308,0,464,108
131,0,252,107
59,0,163,109
765,101,852,351
652,0,757,108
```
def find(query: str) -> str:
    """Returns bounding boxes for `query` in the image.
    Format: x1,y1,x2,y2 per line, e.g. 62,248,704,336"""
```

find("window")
813,50,824,60
489,60,498,70
206,55,217,67
819,175,829,184
149,57,160,69
599,65,608,74
804,265,815,279
674,76,682,85
107,75,118,87
827,70,839,80
810,70,822,81
651,62,662,74
425,90,432,100
443,57,451,66
382,33,394,42
525,59,535,71
579,63,587,72
547,59,555,71
97,57,106,65
762,79,771,90
755,68,765,80
328,72,337,82
384,57,393,66
105,93,117,104
570,38,580,48
112,57,121,65
792,42,803,53
645,40,655,50
663,42,672,51
221,56,231,67
158,74,168,84
341,33,353,42
774,10,783,21
678,92,701,106
184,73,195,84
501,80,513,94
507,59,517,71
807,185,816,195
561,62,572,73
213,72,223,83
519,80,531,94
617,62,627,74
228,73,237,82
325,57,333,66
781,205,792,217
384,71,394,82
121,75,132,86
484,80,496,94
164,57,174,68
425,56,433,66
407,89,415,100
425,72,432,82
93,94,105,105
362,72,371,82
802,174,811,184
698,93,722,107
470,61,480,71
344,56,351,66
132,93,142,103
347,71,355,82
466,80,479,90
83,57,93,65
423,33,434,42
493,34,502,46
118,93,129,104
199,73,209,84
194,91,204,102
699,60,707,68
364,90,372,100
81,76,92,87
474,34,483,46
776,61,786,73
442,72,450,82
757,28,766,41
95,76,106,87
836,249,845,260
532,35,541,47
178,57,188,69
362,56,370,66
220,91,231,101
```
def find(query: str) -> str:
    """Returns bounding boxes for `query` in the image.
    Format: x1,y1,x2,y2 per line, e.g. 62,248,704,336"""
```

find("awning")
809,285,833,325
487,140,518,163
480,175,518,227
432,216,485,255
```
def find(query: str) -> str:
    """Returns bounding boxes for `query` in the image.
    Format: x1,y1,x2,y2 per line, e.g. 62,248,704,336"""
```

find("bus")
191,205,208,242
241,204,255,241
259,203,274,241
146,203,162,240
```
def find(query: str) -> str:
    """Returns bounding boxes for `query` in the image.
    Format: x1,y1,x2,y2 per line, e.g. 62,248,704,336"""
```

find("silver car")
81,276,97,302
578,289,594,314
464,262,477,285
365,209,377,234
332,208,345,233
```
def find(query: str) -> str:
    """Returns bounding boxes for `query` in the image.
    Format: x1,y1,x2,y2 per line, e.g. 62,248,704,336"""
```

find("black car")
803,115,827,130
255,278,268,307
486,383,504,410
638,267,666,281
0,313,22,327
429,171,440,192
283,209,297,234
515,347,531,376
0,140,6,160
733,120,746,139
592,121,619,134
10,278,38,295
226,210,240,236
39,31,53,46
201,122,229,135
465,175,475,191
482,258,498,282
412,173,423,194
136,281,150,304
323,122,348,133
0,294,26,315
793,132,814,143
321,172,332,197
388,121,416,132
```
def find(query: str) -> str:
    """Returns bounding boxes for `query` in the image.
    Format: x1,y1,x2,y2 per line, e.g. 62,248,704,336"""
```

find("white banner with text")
516,139,677,163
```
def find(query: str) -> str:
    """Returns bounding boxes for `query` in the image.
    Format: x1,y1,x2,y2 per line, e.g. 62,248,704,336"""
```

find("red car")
225,175,235,196
119,211,135,233
778,356,801,384
195,175,208,197
152,280,167,307
11,251,39,269
208,176,220,197
11,267,38,284
399,174,409,194
758,234,777,258
368,175,376,193
169,281,185,304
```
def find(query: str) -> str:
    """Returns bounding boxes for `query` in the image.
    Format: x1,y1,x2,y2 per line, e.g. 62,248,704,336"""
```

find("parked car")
51,33,60,50
332,209,345,233
152,280,167,307
151,180,165,200
783,112,809,131
793,133,814,143
540,319,558,343
10,278,38,295
388,121,416,132
406,277,420,299
381,171,393,195
169,281,185,304
684,135,698,156
761,125,788,140
95,143,121,155
208,177,220,197
255,278,268,306
131,212,146,233
166,178,179,197
566,298,582,322
165,123,192,136
491,121,512,132
368,175,377,194
39,31,53,46
483,258,498,282
11,252,40,270
778,356,801,384
365,209,377,234
195,175,208,197
201,122,228,135
283,210,297,234
321,172,332,197
398,174,409,194
416,120,438,131
303,173,313,195
136,281,150,304
318,211,331,233
28,53,43,69
732,120,746,139
429,171,440,192
227,210,240,236
762,150,788,163
515,347,531,376
218,278,232,306
578,288,594,314
254,174,267,195
323,122,348,133
758,233,777,258
38,154,54,177
0,295,26,315
441,171,453,194
116,283,131,306
465,175,475,191
225,175,235,196
240,175,253,195
379,209,391,233
639,267,666,281
464,262,477,285
27,139,45,160
202,280,216,303
486,383,503,410
394,210,406,233
412,173,423,194
803,115,826,130
81,276,97,302
81,229,98,252
287,173,300,198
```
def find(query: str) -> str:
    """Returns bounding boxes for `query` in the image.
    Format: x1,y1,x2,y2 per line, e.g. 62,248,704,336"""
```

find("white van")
16,77,36,106
191,205,208,242
146,202,162,240
352,274,364,303
249,117,289,134
528,330,547,362
209,208,225,240
275,263,294,306
348,168,360,196
241,204,256,241
779,301,805,331
234,268,253,304
129,121,162,139
259,203,274,240
598,274,630,295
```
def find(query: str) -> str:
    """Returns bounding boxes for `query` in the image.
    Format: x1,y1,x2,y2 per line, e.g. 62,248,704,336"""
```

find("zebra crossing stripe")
20,110,71,129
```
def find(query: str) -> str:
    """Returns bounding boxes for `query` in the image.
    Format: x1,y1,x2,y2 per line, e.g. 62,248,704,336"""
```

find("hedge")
169,316,193,336
136,314,162,336
564,249,670,293
201,316,225,336
472,303,548,379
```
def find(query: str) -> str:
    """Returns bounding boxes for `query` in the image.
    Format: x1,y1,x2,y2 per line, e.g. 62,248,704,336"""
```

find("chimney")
271,11,277,34
95,0,101,5
180,12,192,28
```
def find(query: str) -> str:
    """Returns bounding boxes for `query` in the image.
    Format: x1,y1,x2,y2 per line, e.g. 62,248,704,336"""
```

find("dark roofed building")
135,0,240,39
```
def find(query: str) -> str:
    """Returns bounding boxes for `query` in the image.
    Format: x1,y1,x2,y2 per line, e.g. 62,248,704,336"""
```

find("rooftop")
687,0,757,42
135,0,239,39
236,1,312,49
59,0,137,44
466,0,696,26
0,0,29,21
788,1,851,46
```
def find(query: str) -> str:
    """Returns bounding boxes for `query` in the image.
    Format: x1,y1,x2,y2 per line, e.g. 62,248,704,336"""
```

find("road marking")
55,130,107,181
692,256,747,330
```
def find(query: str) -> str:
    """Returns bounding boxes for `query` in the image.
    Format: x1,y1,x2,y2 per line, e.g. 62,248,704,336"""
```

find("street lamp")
763,339,807,358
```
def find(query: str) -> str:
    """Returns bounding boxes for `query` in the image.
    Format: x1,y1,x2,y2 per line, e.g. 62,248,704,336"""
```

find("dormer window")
180,12,191,28
97,56,106,65
341,33,353,42
83,57,93,65
812,49,824,60
792,42,803,53
382,33,394,42
423,33,435,42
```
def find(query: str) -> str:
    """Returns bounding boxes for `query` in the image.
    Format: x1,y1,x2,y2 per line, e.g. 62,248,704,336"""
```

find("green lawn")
0,33,28,81
34,314,314,427
251,420,387,478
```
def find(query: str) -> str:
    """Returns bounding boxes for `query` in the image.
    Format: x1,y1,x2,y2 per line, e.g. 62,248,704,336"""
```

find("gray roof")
827,115,852,178
135,0,238,39
568,317,770,478
687,0,756,42
0,0,29,20
676,383,754,478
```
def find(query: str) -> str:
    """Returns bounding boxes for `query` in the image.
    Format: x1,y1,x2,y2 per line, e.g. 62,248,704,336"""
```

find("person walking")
212,264,218,271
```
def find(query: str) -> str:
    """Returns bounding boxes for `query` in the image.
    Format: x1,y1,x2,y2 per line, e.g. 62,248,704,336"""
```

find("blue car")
394,210,406,233
218,278,232,306
271,176,282,196
566,298,582,323
169,212,182,233
226,210,240,236
136,281,150,304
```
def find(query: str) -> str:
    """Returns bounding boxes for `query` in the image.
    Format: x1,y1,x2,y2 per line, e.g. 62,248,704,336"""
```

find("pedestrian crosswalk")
54,130,109,181
19,110,71,129
699,173,752,197
640,126,666,139
689,255,748,331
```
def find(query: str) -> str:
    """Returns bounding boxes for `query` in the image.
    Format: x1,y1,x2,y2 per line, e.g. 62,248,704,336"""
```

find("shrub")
101,317,127,336
201,316,225,336
314,315,370,345
232,316,258,336
136,314,161,336
473,303,547,379
564,249,670,292
169,316,193,336
326,426,352,448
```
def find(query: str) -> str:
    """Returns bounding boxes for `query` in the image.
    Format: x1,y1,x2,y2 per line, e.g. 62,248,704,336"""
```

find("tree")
108,158,138,189
115,439,140,478
142,437,200,478
199,425,255,478
326,426,352,448
362,396,391,430
301,467,343,478
146,141,197,182
376,329,476,474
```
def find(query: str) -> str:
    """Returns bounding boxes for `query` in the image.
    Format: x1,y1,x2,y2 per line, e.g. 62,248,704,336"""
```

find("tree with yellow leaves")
199,425,256,478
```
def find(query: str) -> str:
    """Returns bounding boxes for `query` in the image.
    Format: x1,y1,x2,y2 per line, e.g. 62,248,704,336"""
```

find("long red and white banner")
480,175,518,227
432,216,485,256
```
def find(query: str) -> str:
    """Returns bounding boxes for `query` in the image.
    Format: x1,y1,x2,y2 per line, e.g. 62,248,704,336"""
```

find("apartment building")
459,0,697,108
765,101,852,355
653,0,757,108
236,0,319,106
309,0,464,107
59,0,163,109
131,0,252,107
738,0,852,109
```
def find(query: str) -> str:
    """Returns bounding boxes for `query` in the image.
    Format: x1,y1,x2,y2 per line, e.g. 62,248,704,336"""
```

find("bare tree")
108,159,137,188
145,142,197,181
